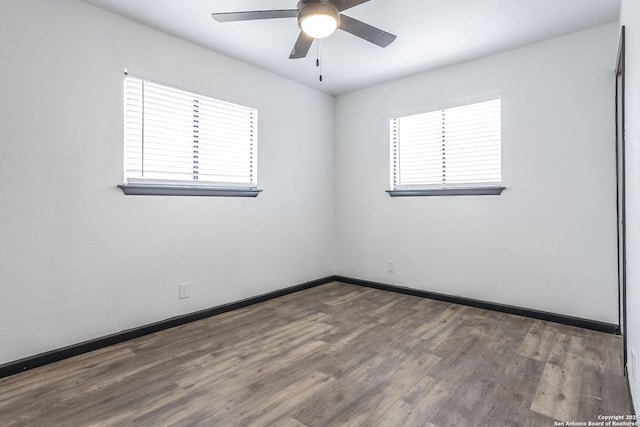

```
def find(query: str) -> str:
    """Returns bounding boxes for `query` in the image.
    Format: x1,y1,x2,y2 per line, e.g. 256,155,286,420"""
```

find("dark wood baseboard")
0,276,334,379
334,275,620,335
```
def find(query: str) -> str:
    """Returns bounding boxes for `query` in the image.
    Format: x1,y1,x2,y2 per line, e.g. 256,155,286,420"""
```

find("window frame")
118,73,261,197
388,95,505,197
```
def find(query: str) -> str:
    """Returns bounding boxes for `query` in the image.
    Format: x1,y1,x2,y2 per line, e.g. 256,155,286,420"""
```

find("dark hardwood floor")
0,282,631,426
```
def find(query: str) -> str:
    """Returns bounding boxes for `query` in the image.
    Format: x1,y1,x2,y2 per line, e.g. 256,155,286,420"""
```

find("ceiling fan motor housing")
297,0,340,38
211,0,396,59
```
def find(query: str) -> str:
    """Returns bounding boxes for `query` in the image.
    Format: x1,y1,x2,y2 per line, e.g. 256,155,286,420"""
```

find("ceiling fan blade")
339,14,396,47
289,31,314,59
211,9,297,22
334,0,370,12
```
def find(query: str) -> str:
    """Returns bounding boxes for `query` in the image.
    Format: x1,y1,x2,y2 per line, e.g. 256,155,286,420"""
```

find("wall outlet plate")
387,260,395,273
179,283,190,299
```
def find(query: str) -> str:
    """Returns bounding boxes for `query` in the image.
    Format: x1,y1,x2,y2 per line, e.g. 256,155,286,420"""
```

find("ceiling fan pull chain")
317,39,323,82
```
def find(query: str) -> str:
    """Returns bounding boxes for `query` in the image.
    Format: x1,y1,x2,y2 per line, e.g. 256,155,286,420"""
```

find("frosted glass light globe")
300,13,338,38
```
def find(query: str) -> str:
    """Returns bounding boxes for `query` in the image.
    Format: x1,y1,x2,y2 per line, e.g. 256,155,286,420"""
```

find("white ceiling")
81,0,620,95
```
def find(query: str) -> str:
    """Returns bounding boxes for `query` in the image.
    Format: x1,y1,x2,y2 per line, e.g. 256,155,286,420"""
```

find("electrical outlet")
632,349,637,381
179,283,190,299
387,260,395,273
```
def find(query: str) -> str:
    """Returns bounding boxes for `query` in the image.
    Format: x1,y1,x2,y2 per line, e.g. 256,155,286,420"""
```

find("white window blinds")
391,98,501,189
124,75,257,188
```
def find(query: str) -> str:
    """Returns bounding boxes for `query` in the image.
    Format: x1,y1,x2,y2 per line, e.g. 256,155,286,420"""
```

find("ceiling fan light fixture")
298,3,340,39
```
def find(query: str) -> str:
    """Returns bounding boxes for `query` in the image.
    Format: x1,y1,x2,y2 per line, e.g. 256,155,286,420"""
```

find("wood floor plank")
275,417,308,427
236,372,335,426
0,282,631,426
478,356,552,426
517,320,560,362
530,358,583,420
374,375,450,427
328,354,441,426
191,346,336,425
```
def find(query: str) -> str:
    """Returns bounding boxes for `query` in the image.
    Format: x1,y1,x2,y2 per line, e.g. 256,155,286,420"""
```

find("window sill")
118,184,262,197
387,186,505,197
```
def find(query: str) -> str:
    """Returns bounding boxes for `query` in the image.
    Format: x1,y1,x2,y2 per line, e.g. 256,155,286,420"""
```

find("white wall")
621,0,640,409
0,0,335,365
334,23,620,323
0,0,623,369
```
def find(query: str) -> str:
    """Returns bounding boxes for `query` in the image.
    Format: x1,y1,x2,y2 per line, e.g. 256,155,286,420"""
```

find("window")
119,74,260,197
389,98,504,196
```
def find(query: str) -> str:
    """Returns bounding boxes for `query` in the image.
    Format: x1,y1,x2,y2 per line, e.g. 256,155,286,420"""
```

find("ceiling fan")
211,0,396,59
